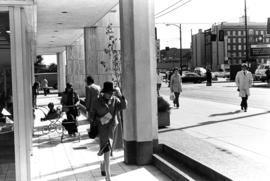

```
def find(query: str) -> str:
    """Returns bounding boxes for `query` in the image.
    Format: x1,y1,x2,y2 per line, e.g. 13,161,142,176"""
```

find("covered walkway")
30,94,170,181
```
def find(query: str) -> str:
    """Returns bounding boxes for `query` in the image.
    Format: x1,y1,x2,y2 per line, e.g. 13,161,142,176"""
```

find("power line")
155,0,192,19
155,0,184,16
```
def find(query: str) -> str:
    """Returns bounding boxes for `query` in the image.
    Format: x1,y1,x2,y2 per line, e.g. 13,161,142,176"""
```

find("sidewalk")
31,94,171,181
159,86,270,181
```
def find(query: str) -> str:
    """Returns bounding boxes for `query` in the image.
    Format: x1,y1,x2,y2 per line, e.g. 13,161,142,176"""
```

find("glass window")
233,45,236,50
266,38,270,43
227,31,231,36
227,45,231,50
261,30,264,35
233,38,236,43
249,29,254,35
238,45,242,50
232,31,236,36
243,31,246,36
238,31,241,36
228,38,231,43
255,30,259,35
239,52,242,57
238,38,241,43
243,45,246,50
243,38,246,43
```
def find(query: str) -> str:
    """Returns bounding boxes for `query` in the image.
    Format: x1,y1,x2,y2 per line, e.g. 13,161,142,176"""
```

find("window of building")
238,31,241,36
255,30,259,35
233,45,236,50
266,38,270,43
261,30,264,35
239,52,242,57
238,38,241,43
238,45,242,50
227,31,231,36
233,38,236,43
243,31,246,36
227,45,231,50
243,38,246,43
228,38,231,43
232,31,236,36
248,29,254,35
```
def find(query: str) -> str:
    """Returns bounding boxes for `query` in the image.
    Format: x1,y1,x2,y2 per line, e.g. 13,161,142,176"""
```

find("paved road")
160,81,270,110
158,81,270,180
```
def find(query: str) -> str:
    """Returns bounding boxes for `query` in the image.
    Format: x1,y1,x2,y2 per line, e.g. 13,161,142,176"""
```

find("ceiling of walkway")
36,0,118,55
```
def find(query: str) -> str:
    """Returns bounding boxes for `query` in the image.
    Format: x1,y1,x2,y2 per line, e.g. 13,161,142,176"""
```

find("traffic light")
219,30,224,41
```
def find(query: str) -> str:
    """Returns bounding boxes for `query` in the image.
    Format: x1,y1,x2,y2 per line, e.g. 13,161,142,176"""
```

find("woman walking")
90,81,127,181
170,68,182,108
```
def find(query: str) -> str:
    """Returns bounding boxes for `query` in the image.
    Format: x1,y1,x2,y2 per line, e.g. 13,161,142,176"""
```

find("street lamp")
166,23,182,71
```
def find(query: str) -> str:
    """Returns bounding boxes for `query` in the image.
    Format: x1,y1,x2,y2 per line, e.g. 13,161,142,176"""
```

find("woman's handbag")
88,121,98,139
170,92,175,100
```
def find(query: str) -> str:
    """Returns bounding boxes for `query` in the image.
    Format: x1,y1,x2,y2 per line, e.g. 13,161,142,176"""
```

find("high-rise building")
191,21,270,71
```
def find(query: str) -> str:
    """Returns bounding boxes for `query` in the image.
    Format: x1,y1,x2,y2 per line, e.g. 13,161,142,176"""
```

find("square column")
57,51,66,93
119,0,158,165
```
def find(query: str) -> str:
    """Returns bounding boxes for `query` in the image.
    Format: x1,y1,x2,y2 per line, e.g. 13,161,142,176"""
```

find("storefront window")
0,11,15,180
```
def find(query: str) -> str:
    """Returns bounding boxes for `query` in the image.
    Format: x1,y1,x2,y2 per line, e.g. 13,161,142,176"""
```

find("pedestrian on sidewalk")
235,63,253,112
265,66,270,87
85,75,101,123
41,78,49,96
90,81,127,181
206,68,212,86
157,71,163,96
32,81,40,108
170,67,182,108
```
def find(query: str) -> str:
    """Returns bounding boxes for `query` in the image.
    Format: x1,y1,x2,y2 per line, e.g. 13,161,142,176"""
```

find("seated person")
41,102,60,121
62,113,78,136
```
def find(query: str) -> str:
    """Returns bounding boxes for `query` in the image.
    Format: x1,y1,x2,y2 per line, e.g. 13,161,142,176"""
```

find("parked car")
255,64,270,82
194,67,206,77
182,72,206,83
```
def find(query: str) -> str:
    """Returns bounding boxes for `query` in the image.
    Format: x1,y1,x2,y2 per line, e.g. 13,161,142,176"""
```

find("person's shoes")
100,163,106,176
241,106,244,110
244,107,247,112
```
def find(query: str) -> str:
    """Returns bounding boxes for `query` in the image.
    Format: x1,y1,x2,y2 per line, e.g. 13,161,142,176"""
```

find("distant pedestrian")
41,78,49,96
168,70,173,87
235,63,253,112
265,66,270,86
32,81,40,108
85,75,101,123
157,71,163,96
206,68,212,86
170,68,182,108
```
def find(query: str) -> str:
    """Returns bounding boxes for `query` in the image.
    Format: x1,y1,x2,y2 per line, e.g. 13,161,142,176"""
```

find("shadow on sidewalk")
209,110,241,117
159,110,270,134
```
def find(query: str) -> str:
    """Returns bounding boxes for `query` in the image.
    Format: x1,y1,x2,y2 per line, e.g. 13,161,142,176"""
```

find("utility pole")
244,0,249,66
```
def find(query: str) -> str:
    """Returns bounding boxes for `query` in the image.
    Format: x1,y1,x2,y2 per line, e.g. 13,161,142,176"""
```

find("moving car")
182,72,206,83
255,64,270,81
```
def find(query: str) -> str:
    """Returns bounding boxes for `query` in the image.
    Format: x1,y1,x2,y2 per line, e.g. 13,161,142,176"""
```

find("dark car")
182,72,206,83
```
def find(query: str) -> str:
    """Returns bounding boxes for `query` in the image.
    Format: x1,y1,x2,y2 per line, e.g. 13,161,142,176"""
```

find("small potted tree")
157,96,171,127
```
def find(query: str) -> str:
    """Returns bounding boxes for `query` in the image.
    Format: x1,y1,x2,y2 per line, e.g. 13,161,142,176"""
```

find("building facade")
191,21,270,71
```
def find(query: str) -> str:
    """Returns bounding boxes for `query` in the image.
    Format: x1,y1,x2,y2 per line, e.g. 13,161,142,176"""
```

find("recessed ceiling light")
54,30,58,32
50,41,54,42
57,23,63,25
61,11,68,14
51,36,56,38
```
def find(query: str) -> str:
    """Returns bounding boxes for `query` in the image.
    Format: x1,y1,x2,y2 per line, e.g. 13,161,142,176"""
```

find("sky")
42,55,57,65
155,0,270,49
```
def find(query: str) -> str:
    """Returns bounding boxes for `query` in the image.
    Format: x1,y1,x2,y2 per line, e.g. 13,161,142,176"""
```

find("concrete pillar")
9,6,33,181
119,0,158,165
66,36,85,96
57,51,66,93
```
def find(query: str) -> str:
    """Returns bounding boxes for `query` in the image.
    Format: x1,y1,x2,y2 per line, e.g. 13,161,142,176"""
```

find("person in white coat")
235,63,253,112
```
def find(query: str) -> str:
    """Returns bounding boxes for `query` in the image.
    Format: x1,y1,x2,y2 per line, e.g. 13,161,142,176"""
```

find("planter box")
158,111,170,128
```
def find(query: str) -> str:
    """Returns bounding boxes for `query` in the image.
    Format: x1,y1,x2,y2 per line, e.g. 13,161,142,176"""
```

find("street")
159,81,270,180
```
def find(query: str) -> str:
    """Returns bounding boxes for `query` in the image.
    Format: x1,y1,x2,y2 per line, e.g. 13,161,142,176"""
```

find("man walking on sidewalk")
85,75,101,123
235,63,253,112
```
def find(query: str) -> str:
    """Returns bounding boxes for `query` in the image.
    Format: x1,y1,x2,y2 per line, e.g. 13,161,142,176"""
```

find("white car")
255,64,270,81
